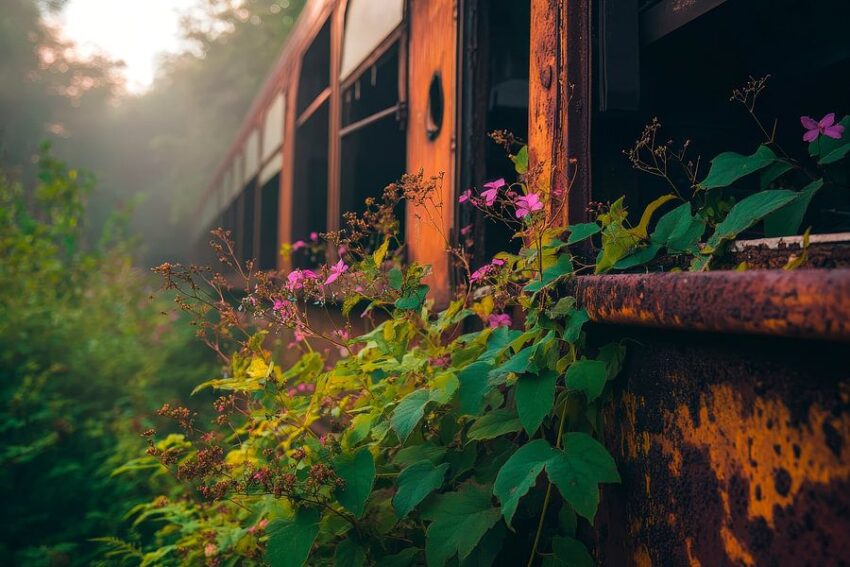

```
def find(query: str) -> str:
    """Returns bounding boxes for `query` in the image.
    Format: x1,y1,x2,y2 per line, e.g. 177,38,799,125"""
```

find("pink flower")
310,231,319,241
491,258,505,267
515,192,544,218
459,189,472,203
481,178,505,207
338,245,347,256
204,544,218,557
460,224,472,236
801,113,844,142
488,313,512,328
272,299,288,311
469,265,491,283
292,240,306,251
325,259,349,285
287,270,306,290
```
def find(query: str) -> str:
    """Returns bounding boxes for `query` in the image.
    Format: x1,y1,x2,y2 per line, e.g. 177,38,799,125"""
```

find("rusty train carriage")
195,1,850,565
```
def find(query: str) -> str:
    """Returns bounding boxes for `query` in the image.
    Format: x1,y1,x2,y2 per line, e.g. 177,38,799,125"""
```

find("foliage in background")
0,0,305,265
0,149,216,566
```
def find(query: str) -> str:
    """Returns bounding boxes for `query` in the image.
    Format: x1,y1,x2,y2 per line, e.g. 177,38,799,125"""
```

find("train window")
339,39,406,226
292,102,329,267
340,0,404,81
263,92,285,163
593,0,850,235
296,19,331,116
259,171,281,270
241,180,257,263
458,0,531,266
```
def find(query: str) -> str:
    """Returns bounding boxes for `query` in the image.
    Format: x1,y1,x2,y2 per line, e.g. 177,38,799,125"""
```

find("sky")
49,0,200,93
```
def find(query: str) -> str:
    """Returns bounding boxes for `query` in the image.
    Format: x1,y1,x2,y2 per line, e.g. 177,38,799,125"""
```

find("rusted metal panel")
405,0,457,307
528,0,591,226
573,270,850,342
592,328,850,566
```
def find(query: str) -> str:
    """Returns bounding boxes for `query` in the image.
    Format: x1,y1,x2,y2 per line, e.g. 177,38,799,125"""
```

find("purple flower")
459,189,472,203
469,265,491,283
481,178,505,207
488,313,512,328
324,259,349,285
515,192,544,218
801,113,844,142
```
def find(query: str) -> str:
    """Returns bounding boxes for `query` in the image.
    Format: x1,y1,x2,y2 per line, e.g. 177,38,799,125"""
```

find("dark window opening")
339,39,407,248
297,19,331,116
259,172,281,270
292,103,329,267
459,0,531,266
593,0,850,235
342,44,400,126
241,180,257,263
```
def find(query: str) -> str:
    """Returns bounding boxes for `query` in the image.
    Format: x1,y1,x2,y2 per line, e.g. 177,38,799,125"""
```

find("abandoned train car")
195,0,850,565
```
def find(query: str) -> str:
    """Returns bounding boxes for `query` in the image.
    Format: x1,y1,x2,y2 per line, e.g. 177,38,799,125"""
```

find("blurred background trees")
0,0,305,265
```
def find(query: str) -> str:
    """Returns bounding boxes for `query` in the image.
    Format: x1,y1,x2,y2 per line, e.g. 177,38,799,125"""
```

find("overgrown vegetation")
0,149,216,565
114,80,849,566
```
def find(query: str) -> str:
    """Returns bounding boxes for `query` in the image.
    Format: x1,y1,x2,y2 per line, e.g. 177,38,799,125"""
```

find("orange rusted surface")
594,327,850,566
405,0,457,307
574,269,850,342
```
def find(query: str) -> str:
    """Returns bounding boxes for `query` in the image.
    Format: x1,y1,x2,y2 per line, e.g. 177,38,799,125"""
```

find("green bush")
0,148,215,566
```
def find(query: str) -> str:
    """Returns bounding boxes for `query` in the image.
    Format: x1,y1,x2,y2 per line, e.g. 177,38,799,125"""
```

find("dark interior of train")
292,18,331,266
459,0,530,267
259,172,280,270
339,42,406,232
241,181,256,262
593,0,850,234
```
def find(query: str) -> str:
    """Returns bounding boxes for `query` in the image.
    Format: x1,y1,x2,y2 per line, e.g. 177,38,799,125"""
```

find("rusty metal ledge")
573,269,850,341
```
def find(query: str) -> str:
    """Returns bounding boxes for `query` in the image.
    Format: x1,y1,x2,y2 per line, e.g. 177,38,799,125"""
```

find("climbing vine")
110,78,849,566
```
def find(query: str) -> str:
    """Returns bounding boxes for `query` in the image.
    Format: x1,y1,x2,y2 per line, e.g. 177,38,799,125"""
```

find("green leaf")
467,409,523,441
630,194,677,239
488,344,535,382
391,389,431,442
393,442,447,467
459,361,496,415
373,238,391,267
512,145,529,174
395,284,430,310
388,267,404,290
394,460,450,519
595,224,640,274
334,448,376,518
565,360,607,403
760,160,793,189
706,190,797,249
542,536,594,567
376,549,421,567
820,141,850,165
335,537,367,567
651,203,705,253
422,485,502,566
547,297,576,319
561,308,589,345
493,439,556,526
494,434,619,525
546,433,620,521
764,179,823,237
515,369,558,435
265,507,321,567
477,327,522,363
699,145,777,190
612,244,661,270
459,522,505,566
566,223,601,245
524,254,573,293
596,343,626,380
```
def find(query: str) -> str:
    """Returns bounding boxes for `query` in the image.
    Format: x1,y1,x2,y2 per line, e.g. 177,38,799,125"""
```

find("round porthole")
426,72,444,141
